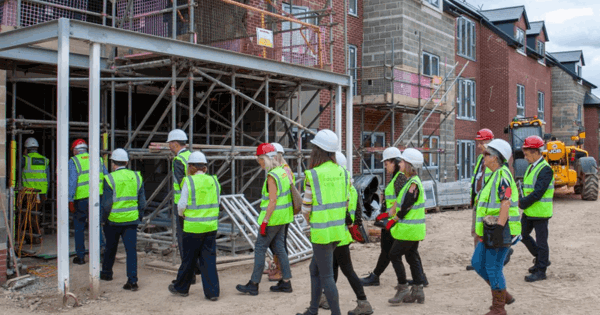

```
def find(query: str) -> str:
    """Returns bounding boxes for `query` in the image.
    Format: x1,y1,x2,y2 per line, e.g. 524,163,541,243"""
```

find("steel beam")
0,46,110,70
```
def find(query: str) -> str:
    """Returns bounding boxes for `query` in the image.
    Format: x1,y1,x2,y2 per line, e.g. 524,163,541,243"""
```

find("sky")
464,0,600,92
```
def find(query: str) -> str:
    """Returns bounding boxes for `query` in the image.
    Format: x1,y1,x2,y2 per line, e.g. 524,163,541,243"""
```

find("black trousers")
333,245,367,300
177,215,200,274
390,240,425,285
373,228,394,276
173,231,220,298
521,213,550,270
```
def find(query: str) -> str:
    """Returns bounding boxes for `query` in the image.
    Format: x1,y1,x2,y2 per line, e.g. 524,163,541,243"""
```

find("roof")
480,5,530,28
549,51,585,65
584,93,600,106
527,21,549,41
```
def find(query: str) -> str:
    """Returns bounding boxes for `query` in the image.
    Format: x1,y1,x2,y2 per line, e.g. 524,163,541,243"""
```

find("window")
423,136,440,180
538,92,545,121
577,64,582,77
422,52,439,76
456,140,476,180
537,41,544,56
424,0,440,8
457,17,476,60
348,45,358,96
515,28,525,53
282,4,316,65
361,132,385,187
349,0,357,16
517,85,525,117
457,78,476,120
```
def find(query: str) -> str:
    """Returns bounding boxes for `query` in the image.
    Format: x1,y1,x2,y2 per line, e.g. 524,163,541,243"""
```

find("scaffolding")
0,0,351,297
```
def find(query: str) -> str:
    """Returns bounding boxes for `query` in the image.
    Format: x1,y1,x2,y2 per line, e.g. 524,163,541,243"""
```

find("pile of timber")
144,254,255,274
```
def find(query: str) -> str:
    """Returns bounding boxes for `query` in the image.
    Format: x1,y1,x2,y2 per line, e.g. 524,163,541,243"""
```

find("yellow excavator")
505,116,598,200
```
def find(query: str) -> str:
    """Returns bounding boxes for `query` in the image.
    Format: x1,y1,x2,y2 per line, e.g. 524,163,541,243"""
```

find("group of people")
20,124,554,315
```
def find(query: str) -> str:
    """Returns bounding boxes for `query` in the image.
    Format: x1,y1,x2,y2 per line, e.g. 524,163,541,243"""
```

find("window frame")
515,27,525,54
281,3,317,65
423,0,442,11
348,0,358,17
456,140,476,180
422,51,440,77
423,136,440,180
517,84,525,117
457,78,476,121
348,44,358,96
537,91,545,121
457,16,476,60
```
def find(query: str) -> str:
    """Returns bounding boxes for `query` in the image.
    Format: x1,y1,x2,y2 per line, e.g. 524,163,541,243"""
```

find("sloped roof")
584,93,600,106
527,21,549,41
480,5,530,28
549,51,585,65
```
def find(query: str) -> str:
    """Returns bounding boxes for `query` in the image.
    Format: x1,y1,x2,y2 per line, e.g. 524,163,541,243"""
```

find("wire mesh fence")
360,65,442,101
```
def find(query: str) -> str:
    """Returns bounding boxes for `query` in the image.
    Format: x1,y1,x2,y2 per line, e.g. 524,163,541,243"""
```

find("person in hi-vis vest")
21,137,50,199
100,149,146,291
169,151,221,300
519,136,554,283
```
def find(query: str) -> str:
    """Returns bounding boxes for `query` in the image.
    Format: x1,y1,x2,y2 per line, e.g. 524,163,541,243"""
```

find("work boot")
100,273,113,281
503,248,514,266
268,256,283,282
236,280,259,296
171,275,196,285
528,258,551,274
388,283,411,304
485,290,506,315
269,280,293,293
466,265,475,271
484,281,514,306
123,281,139,291
402,285,425,304
168,284,189,297
319,293,330,310
525,270,547,282
296,309,316,315
73,256,86,265
348,299,373,315
360,272,380,286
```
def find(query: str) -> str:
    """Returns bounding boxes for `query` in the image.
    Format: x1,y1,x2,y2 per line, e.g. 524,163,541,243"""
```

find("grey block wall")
551,67,590,143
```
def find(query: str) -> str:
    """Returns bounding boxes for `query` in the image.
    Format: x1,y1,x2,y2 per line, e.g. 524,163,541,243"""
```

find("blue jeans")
173,231,220,298
521,214,550,270
73,198,105,259
102,224,137,283
471,242,510,290
309,242,341,315
250,224,292,283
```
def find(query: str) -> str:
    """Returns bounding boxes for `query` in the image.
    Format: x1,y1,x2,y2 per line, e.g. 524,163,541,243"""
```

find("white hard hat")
310,129,338,153
110,148,129,162
335,151,347,170
486,139,512,162
271,142,284,153
188,151,208,164
167,129,188,142
24,137,39,148
382,147,402,162
402,148,424,169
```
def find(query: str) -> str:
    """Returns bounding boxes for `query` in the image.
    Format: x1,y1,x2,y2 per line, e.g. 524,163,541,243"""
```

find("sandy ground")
1,190,599,315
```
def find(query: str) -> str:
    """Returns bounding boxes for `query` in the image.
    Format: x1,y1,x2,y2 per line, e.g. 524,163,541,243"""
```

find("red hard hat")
71,139,88,151
476,128,494,141
523,136,544,149
256,143,276,156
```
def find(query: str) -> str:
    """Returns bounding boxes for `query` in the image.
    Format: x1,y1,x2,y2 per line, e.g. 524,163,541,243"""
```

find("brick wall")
583,106,599,161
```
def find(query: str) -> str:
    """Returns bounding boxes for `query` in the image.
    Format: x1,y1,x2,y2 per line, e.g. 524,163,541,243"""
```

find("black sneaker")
206,296,218,301
168,284,189,297
528,258,551,274
525,270,547,282
171,275,196,285
73,257,86,265
360,272,380,286
236,281,259,296
270,280,293,293
296,309,316,315
123,282,139,291
466,265,475,271
100,274,113,281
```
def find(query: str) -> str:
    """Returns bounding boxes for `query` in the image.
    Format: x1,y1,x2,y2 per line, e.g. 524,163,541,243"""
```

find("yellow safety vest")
258,166,294,226
105,169,141,223
183,174,221,233
523,159,554,218
22,152,49,194
172,150,191,204
71,153,104,200
390,176,426,241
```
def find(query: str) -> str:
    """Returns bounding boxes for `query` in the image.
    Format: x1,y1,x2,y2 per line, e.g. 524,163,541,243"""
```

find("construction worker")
471,139,521,315
167,129,199,284
100,149,146,291
236,143,293,295
295,129,348,315
22,137,50,198
69,138,108,265
385,148,427,305
317,151,372,315
169,151,221,300
519,136,554,282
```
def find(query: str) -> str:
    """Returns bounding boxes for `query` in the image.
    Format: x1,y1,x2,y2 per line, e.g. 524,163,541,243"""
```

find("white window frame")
348,45,358,96
577,61,583,84
423,0,441,11
422,51,440,77
348,0,358,17
457,17,476,60
361,132,386,188
515,28,525,54
423,136,440,180
456,140,476,180
457,78,476,120
517,84,525,117
282,4,317,65
537,92,545,121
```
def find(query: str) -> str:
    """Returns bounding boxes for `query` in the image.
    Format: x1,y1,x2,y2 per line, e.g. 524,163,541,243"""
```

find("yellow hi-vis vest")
475,165,522,237
390,176,426,241
384,172,404,210
259,166,294,226
172,150,191,204
183,174,221,234
22,152,49,194
105,169,142,223
339,184,358,247
72,153,104,200
523,159,554,218
471,154,493,198
304,161,349,245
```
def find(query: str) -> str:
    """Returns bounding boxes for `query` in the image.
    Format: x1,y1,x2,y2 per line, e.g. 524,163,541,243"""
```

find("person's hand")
386,217,397,231
260,221,268,237
69,202,75,213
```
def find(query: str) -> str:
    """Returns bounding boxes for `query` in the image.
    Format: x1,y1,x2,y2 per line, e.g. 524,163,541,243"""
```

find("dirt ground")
1,190,599,315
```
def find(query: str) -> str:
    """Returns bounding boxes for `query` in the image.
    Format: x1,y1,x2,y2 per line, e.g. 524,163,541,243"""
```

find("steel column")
346,80,353,172
335,85,342,148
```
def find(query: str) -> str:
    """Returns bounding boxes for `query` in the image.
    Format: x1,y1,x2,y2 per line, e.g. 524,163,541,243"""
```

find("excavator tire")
574,183,583,195
582,173,599,201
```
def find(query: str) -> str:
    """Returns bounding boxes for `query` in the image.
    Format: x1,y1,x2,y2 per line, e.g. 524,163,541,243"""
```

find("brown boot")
402,284,425,304
485,281,514,305
268,255,282,282
485,290,507,315
388,284,411,304
348,300,373,315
